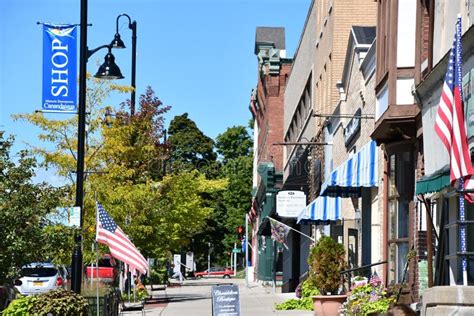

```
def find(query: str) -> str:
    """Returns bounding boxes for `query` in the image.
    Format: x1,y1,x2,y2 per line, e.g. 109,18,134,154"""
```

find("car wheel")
224,274,231,279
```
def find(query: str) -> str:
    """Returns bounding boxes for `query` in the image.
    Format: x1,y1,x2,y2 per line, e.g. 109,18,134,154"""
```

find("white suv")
14,263,66,295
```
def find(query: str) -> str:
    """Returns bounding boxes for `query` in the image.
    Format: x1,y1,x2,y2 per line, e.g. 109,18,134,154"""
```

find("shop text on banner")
42,24,77,112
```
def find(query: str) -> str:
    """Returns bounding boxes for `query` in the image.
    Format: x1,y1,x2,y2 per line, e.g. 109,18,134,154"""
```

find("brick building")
249,27,292,283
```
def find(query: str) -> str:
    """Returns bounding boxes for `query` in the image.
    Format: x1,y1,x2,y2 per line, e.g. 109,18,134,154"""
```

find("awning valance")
320,140,378,197
415,165,451,195
296,196,341,224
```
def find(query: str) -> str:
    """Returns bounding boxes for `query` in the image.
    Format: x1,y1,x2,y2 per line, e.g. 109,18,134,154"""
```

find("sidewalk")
121,278,313,315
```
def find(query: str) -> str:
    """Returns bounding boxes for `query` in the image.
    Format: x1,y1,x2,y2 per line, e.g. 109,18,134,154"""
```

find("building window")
376,0,391,85
387,150,413,285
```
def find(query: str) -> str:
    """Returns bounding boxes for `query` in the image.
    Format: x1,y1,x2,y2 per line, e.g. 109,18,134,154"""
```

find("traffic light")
236,226,244,241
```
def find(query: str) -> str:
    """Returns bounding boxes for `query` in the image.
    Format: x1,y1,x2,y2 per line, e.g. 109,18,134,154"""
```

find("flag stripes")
96,202,148,274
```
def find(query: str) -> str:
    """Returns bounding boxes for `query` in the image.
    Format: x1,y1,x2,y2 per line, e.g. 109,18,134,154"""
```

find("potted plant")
308,235,347,315
341,274,396,315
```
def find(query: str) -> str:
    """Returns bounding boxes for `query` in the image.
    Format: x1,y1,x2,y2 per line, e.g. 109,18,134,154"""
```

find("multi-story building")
248,27,292,284
413,1,474,313
369,0,422,304
281,0,377,292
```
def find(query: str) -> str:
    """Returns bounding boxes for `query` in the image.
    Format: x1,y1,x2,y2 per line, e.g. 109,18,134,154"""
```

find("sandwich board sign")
211,284,240,316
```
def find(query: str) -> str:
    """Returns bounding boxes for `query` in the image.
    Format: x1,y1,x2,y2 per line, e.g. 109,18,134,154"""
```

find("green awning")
416,165,451,195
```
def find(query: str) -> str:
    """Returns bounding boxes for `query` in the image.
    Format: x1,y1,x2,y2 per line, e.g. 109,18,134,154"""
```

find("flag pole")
459,179,468,286
269,217,315,242
455,15,468,287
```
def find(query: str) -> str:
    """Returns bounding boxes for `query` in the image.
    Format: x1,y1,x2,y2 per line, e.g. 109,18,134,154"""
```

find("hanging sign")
276,190,306,218
42,24,77,112
343,108,361,147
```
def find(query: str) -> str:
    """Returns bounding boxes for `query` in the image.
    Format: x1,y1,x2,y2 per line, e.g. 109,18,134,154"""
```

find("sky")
0,0,310,183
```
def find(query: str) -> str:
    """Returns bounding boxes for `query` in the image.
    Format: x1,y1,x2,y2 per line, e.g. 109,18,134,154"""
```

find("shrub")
2,295,38,316
122,287,148,302
308,235,346,295
3,290,89,316
275,280,320,311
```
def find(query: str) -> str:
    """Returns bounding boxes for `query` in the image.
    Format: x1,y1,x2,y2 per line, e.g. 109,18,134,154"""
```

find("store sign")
344,108,361,147
276,191,306,218
212,284,240,316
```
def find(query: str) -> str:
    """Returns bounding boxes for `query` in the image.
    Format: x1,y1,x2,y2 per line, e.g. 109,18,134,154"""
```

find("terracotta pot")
312,294,347,316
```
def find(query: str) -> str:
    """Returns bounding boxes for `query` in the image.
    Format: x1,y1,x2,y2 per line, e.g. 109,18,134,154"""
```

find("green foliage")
301,279,320,297
148,268,168,285
0,132,71,282
190,125,253,267
275,280,319,311
215,126,252,163
308,235,347,295
168,113,217,172
30,289,89,315
3,290,89,316
341,280,396,315
122,287,148,302
2,295,38,316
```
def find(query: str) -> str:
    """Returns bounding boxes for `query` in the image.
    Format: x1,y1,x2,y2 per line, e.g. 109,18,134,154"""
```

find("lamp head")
94,51,124,80
110,33,126,49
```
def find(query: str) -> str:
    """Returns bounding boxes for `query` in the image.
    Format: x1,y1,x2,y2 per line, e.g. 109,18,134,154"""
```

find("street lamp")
110,14,137,116
72,0,125,294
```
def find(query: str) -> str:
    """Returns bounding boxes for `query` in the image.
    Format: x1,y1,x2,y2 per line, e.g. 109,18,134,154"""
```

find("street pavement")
121,277,313,315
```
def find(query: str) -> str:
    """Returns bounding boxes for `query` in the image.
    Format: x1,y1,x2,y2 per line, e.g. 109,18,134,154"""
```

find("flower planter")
312,294,347,316
352,277,368,288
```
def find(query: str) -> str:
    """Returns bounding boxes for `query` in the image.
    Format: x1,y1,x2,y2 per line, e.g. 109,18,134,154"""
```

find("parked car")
194,267,234,278
86,255,118,283
14,262,66,295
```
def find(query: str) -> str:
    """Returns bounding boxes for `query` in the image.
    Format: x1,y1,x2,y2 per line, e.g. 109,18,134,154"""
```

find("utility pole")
233,242,237,277
207,242,211,277
245,213,249,287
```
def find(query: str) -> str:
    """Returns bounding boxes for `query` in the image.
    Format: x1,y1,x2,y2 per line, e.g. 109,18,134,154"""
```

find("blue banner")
42,24,77,112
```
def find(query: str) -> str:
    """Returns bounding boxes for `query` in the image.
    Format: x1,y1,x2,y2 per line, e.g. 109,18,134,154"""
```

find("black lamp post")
72,0,125,294
111,14,137,116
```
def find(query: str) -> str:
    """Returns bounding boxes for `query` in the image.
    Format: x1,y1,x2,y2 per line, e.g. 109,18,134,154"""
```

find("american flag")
434,16,474,201
96,202,148,274
270,218,290,250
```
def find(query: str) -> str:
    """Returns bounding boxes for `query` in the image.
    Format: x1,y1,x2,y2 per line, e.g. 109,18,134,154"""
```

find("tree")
190,126,253,267
13,80,226,262
0,132,72,282
167,113,217,173
215,126,253,163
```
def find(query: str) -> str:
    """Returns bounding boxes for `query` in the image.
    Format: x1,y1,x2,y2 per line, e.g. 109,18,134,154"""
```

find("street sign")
232,248,241,253
211,284,240,316
48,207,81,227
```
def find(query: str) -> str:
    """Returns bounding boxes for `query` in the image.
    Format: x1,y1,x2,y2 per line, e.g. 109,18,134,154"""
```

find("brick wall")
313,0,377,129
256,63,292,173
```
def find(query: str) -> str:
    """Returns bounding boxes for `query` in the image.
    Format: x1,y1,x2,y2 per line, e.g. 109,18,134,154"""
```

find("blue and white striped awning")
296,196,341,223
320,140,378,197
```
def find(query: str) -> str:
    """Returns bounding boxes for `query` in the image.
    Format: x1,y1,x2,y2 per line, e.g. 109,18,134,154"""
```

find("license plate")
33,281,43,286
